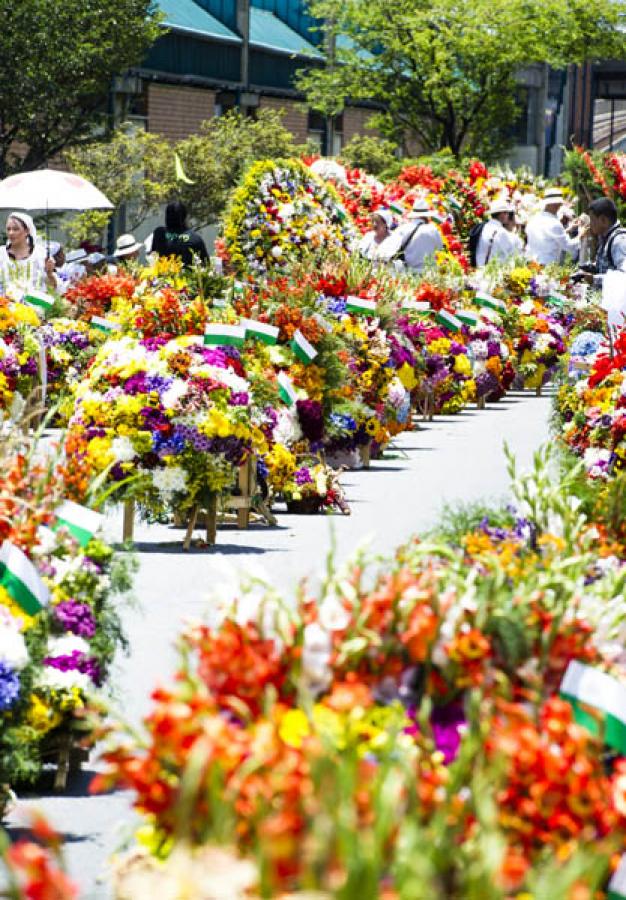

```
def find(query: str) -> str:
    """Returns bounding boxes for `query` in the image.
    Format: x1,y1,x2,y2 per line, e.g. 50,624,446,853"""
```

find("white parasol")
0,169,113,212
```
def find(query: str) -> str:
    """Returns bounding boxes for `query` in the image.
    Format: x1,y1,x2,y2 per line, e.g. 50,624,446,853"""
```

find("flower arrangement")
39,318,106,419
0,297,42,417
0,427,134,812
92,445,626,897
66,335,267,519
221,158,356,275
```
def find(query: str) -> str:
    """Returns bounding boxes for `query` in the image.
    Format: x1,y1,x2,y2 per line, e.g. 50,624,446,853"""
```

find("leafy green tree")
0,0,161,177
64,124,174,242
174,109,308,226
297,0,626,160
339,134,399,175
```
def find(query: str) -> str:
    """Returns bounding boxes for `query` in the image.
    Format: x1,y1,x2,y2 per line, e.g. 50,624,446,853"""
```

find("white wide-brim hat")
66,248,88,263
542,187,564,207
114,233,143,257
407,198,432,219
372,208,393,230
489,198,514,215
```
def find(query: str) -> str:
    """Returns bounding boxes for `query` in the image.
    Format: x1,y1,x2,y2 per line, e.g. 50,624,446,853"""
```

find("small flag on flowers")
435,309,462,333
23,290,55,313
560,660,626,754
389,200,405,216
52,500,104,548
204,323,246,348
608,855,626,900
290,329,318,364
456,308,480,327
547,292,568,308
277,372,297,406
346,296,377,316
241,319,279,345
90,316,122,334
0,541,49,616
402,299,431,317
448,195,463,212
473,292,507,313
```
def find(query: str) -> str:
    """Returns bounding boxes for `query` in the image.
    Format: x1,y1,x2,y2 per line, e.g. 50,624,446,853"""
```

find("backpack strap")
606,227,626,269
484,227,497,265
394,221,424,262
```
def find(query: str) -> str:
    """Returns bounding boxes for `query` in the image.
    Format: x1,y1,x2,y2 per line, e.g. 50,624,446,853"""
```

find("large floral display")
0,428,134,815
93,445,626,898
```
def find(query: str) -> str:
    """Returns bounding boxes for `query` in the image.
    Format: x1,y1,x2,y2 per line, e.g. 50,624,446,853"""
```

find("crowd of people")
0,200,209,297
357,187,626,285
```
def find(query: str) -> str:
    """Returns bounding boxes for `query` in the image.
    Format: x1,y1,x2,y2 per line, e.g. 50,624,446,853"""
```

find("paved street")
6,389,553,898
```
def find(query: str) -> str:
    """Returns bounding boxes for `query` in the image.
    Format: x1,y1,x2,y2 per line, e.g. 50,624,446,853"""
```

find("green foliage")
339,134,400,175
427,498,514,545
298,0,626,159
175,110,308,227
0,0,162,177
64,124,174,243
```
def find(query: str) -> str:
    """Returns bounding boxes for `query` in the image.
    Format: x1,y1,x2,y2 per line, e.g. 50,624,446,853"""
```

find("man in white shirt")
476,198,520,267
391,198,443,271
526,188,579,265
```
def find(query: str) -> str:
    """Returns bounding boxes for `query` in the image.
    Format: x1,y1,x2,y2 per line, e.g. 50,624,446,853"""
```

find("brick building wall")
148,84,216,142
342,106,377,144
258,96,309,144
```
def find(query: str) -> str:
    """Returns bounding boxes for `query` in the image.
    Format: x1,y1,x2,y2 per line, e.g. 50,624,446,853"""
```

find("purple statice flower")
140,336,168,351
449,342,465,356
21,357,38,376
200,347,229,368
487,340,500,357
140,406,171,430
53,601,97,639
475,371,499,399
431,702,466,764
44,651,102,687
0,662,20,711
229,392,249,406
294,466,314,486
296,399,324,443
425,353,446,376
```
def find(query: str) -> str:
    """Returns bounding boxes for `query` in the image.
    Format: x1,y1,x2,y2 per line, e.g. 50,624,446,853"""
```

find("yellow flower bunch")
266,443,296,490
25,693,62,734
428,338,452,356
0,585,35,630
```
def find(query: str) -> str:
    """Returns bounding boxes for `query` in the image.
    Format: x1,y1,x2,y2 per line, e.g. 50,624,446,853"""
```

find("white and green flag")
448,195,463,212
474,292,507,314
242,318,279,345
204,323,246,348
91,316,122,334
608,855,626,900
277,372,297,406
0,541,49,616
456,308,480,327
435,309,462,333
389,200,405,216
53,500,104,548
23,289,55,313
547,292,568,308
346,296,377,316
560,660,626,754
291,330,318,364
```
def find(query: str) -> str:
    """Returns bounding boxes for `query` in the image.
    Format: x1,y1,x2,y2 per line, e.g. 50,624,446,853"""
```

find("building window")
307,111,344,155
215,91,238,117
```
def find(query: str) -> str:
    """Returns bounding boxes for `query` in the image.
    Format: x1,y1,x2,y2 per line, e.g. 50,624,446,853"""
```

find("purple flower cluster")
0,661,20,711
44,651,102,686
294,466,314,485
475,371,500,399
54,600,97,639
296,399,324,443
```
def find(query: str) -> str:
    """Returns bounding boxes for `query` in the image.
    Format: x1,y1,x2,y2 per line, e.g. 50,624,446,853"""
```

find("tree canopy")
297,0,626,159
0,0,161,177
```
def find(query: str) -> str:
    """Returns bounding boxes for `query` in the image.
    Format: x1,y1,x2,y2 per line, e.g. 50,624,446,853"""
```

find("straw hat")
114,233,143,257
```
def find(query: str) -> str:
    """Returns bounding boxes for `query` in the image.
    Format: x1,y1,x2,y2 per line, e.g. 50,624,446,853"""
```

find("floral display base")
40,728,91,791
286,497,322,515
359,441,372,469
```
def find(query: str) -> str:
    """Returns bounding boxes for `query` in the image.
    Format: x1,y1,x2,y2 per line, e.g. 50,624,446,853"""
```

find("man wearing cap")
525,188,580,265
390,198,443,272
476,199,520,267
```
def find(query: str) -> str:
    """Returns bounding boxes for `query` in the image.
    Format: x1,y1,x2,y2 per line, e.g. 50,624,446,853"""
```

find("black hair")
165,200,188,233
589,197,618,225
7,215,34,254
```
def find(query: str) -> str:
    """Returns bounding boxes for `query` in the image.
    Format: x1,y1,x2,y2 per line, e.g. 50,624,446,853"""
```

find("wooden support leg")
122,500,135,543
183,505,199,551
477,395,486,410
360,441,371,470
54,732,72,792
237,460,251,529
206,494,217,545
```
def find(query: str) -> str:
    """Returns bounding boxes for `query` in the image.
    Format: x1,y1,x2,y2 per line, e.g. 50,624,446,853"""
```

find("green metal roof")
157,0,241,44
249,7,322,58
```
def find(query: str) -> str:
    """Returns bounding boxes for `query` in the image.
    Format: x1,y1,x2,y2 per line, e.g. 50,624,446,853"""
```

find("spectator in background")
525,188,580,265
391,198,444,272
574,197,626,289
476,199,520,267
0,212,57,293
113,233,143,266
358,209,397,261
151,201,209,267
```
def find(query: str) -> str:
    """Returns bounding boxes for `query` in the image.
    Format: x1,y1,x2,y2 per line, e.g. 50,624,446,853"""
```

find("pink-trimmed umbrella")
0,169,112,212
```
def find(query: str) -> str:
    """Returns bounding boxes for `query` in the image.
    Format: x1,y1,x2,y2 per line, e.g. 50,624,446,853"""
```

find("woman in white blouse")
358,209,398,262
0,212,57,295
